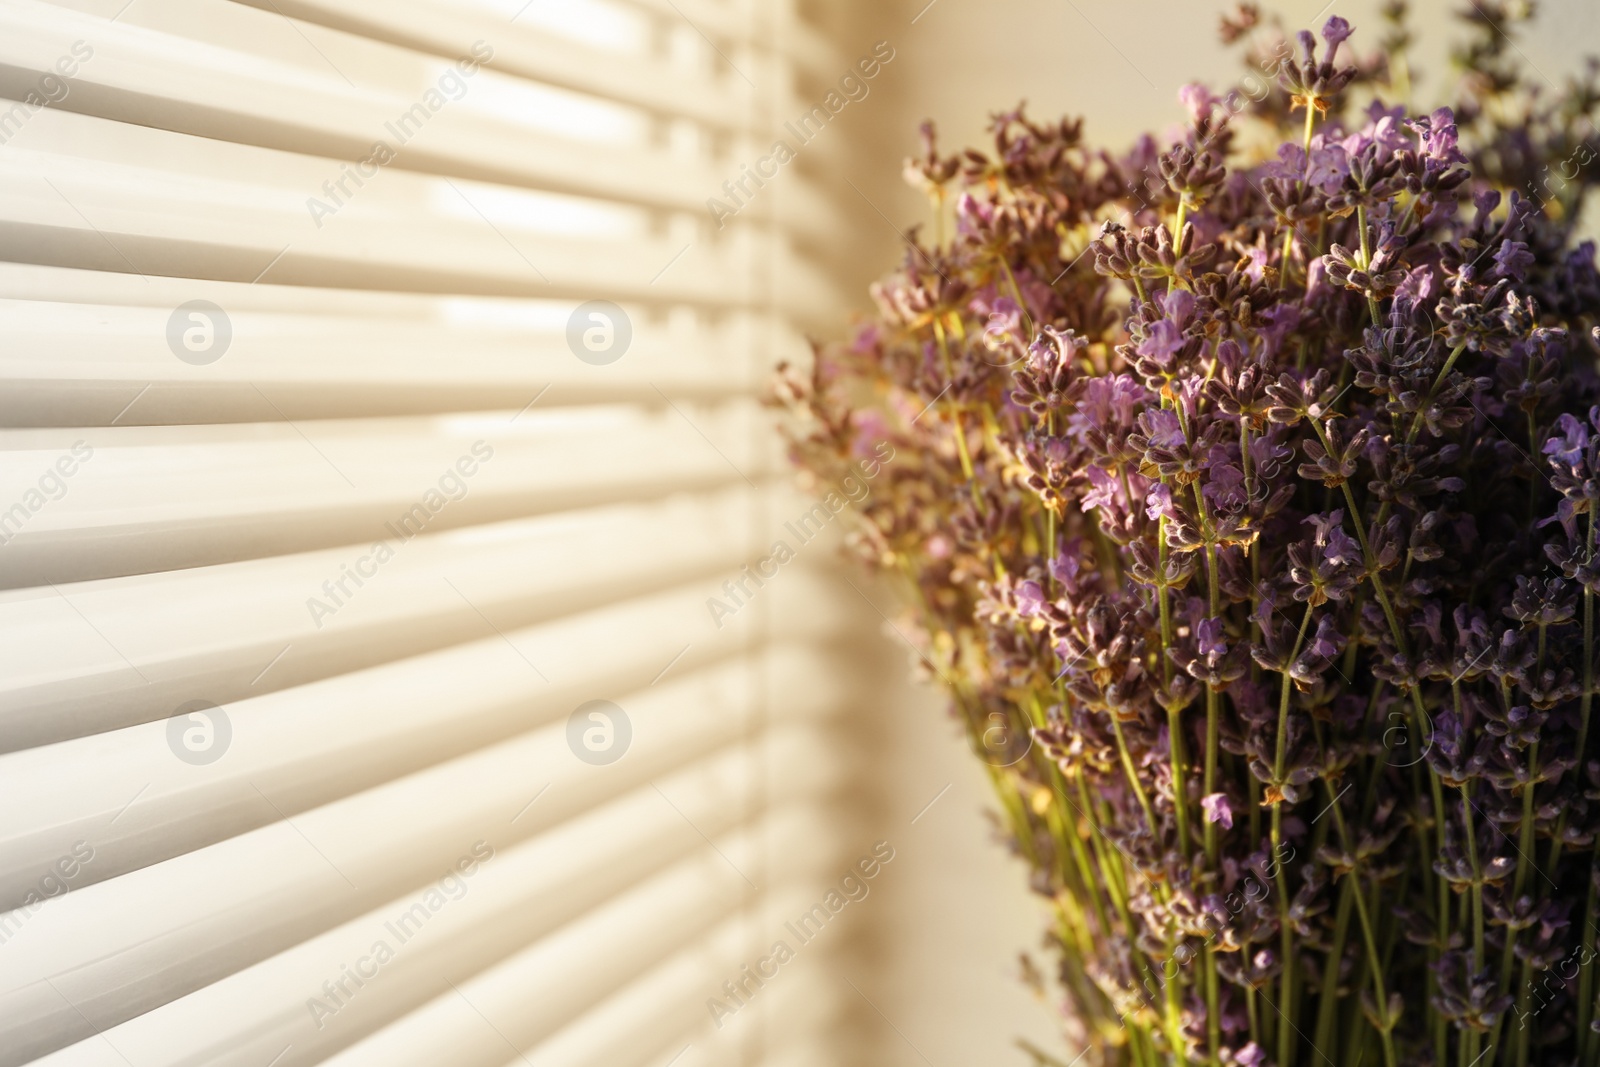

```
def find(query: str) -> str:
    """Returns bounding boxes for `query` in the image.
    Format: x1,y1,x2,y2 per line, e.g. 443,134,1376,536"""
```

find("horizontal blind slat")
507,902,838,1067
0,402,778,584
0,490,788,746
0,0,701,211
224,0,750,130
0,1,847,234
5,742,847,1064
320,827,858,1067
0,111,839,317
0,299,813,425
0,637,849,905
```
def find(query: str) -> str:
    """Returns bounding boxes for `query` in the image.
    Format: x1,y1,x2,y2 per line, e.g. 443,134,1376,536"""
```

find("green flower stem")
1485,666,1546,1063
1513,956,1534,1067
1507,634,1547,1067
1183,478,1226,1067
1162,947,1188,1066
1279,105,1318,290
1514,742,1541,902
1241,423,1266,849
1580,513,1599,1059
1322,432,1457,1016
1313,875,1357,1063
1247,985,1262,1055
1101,707,1188,1063
1111,712,1162,847
1026,696,1118,948
1076,771,1133,925
1075,779,1169,1067
932,316,983,514
1460,784,1488,1067
1579,869,1598,1063
1188,479,1224,869
1348,878,1400,1067
1203,947,1221,1067
1280,222,1297,289
1157,514,1192,856
1325,783,1399,1067
998,256,1035,336
1271,603,1317,1067
1386,342,1470,464
1465,783,1484,966
1549,509,1594,879
993,744,1155,1067
1356,205,1381,327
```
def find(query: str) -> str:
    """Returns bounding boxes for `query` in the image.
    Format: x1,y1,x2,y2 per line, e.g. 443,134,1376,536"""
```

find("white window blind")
0,1,875,1064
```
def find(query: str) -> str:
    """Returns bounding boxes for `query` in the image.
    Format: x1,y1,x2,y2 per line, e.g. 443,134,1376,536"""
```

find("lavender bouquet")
774,5,1600,1066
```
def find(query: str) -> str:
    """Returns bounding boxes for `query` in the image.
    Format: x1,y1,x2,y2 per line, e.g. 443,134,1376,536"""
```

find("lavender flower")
1202,791,1236,829
774,9,1600,1065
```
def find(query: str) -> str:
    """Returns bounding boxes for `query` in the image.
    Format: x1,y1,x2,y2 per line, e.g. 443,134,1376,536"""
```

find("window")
0,1,876,1063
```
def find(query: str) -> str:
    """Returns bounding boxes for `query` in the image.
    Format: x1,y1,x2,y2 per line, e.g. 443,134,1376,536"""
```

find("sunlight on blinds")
0,0,881,1064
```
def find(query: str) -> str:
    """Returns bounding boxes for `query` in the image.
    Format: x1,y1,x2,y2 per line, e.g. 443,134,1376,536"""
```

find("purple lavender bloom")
849,322,880,355
1433,710,1465,762
1306,144,1350,192
1160,286,1196,328
1323,524,1361,566
983,296,1024,349
1395,264,1438,306
1197,616,1228,661
849,411,890,459
1146,481,1178,522
1493,240,1535,282
1264,142,1310,182
1341,102,1408,161
1545,413,1590,468
1251,589,1276,631
1243,246,1269,284
1080,465,1120,513
1171,374,1206,420
1409,106,1468,165
955,191,992,231
1321,15,1354,52
1066,373,1147,440
1049,544,1084,591
1138,408,1186,449
1107,374,1146,424
1303,254,1329,298
1305,614,1342,662
1137,320,1185,367
1473,186,1502,222
1258,304,1301,359
1179,83,1218,125
1250,430,1294,476
1016,579,1046,618
1296,29,1317,65
1121,133,1161,189
1202,791,1235,829
1304,510,1345,546
1203,462,1248,513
